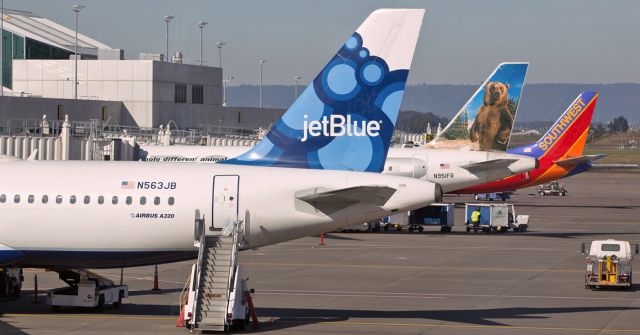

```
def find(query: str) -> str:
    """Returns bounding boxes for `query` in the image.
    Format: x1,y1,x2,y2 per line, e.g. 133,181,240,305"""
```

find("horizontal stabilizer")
460,159,518,174
297,185,396,212
554,154,607,167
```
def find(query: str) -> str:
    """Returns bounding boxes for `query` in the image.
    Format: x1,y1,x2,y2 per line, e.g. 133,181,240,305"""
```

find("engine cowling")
384,157,427,179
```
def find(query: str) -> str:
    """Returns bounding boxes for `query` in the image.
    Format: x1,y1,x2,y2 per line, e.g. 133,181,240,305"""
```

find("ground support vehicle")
583,239,638,289
474,191,512,201
464,203,529,233
538,181,567,196
408,203,455,232
46,269,128,310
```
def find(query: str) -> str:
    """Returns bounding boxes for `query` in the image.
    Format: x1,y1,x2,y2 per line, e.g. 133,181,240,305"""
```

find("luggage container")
408,203,455,232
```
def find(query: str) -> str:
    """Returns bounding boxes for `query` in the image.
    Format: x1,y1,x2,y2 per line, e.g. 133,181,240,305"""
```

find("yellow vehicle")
583,240,639,289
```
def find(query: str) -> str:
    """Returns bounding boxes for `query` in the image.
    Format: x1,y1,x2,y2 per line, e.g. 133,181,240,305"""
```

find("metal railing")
0,117,264,145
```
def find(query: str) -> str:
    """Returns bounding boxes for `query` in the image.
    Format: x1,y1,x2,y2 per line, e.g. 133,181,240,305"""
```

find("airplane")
457,91,603,194
425,62,529,151
138,62,538,193
0,9,440,269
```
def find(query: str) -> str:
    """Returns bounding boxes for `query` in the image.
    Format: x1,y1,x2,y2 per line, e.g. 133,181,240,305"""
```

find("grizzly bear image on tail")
470,81,514,151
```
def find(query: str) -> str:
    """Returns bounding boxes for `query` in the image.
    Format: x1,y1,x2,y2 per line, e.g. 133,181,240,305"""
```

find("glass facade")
1,29,14,89
1,29,71,89
2,29,27,89
25,37,71,60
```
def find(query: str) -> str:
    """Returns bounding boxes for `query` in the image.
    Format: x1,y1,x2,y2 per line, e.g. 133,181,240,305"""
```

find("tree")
507,98,519,118
443,110,470,140
608,116,629,133
588,122,607,142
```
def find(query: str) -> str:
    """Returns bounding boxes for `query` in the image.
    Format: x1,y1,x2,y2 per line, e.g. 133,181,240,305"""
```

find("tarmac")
1,171,639,334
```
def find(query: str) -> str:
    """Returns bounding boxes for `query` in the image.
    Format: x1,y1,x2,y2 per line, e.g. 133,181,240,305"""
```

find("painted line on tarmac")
97,273,185,284
256,291,445,300
243,262,584,273
284,320,640,333
257,289,640,302
3,314,175,321
274,243,580,253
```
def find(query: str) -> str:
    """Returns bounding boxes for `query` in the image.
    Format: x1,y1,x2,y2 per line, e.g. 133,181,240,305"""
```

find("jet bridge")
180,211,257,332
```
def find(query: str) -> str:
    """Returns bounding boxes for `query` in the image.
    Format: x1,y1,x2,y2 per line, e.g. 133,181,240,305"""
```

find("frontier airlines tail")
222,9,425,172
428,62,529,151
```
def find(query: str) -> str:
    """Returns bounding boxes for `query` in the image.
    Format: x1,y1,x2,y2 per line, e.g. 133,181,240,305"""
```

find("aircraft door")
211,175,240,232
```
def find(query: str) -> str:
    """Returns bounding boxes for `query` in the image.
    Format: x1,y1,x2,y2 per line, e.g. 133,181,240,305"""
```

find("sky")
12,0,640,86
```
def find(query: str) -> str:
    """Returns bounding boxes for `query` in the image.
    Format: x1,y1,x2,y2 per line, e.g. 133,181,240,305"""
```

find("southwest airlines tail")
509,91,599,163
222,9,425,172
429,62,529,151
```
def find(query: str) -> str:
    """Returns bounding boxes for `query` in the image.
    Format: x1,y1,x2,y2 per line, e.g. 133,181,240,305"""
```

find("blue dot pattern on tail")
223,32,409,172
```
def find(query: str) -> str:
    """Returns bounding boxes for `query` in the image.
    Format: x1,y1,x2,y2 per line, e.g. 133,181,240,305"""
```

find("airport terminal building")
0,8,283,130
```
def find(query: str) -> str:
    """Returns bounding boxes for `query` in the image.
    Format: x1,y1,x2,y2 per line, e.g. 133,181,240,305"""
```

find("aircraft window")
112,196,118,205
70,195,76,204
56,195,63,204
140,196,147,205
42,195,49,204
0,194,5,203
28,195,35,204
98,196,104,205
14,195,20,203
154,197,160,205
168,197,175,206
84,195,91,204
126,196,132,205
388,166,393,171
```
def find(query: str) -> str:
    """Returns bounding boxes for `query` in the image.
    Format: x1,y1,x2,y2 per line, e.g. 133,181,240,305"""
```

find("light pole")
223,76,233,106
197,21,208,66
293,75,301,99
73,4,85,100
163,16,174,62
216,41,226,68
258,60,266,108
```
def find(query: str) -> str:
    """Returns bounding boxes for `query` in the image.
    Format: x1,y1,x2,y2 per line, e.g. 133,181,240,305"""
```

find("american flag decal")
121,181,135,189
440,163,450,169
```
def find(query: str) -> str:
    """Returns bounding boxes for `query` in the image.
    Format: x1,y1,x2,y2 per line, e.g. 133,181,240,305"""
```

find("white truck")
583,239,639,289
465,203,529,233
46,269,128,310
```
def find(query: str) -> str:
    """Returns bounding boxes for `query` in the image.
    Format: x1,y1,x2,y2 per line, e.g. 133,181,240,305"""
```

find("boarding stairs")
181,212,257,332
195,234,236,331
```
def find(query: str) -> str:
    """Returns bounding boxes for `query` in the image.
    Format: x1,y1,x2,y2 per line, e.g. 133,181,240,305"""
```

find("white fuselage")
138,145,537,193
0,160,437,268
385,147,535,192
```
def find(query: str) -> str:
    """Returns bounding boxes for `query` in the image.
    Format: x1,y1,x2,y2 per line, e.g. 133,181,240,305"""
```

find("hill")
226,83,640,123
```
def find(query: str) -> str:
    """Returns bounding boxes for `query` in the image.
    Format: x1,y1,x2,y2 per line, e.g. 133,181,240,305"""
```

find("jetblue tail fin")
510,91,599,161
429,62,529,151
222,9,425,172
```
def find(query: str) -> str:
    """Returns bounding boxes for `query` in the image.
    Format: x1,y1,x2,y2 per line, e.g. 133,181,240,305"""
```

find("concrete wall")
0,94,283,132
12,59,224,128
0,96,126,124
